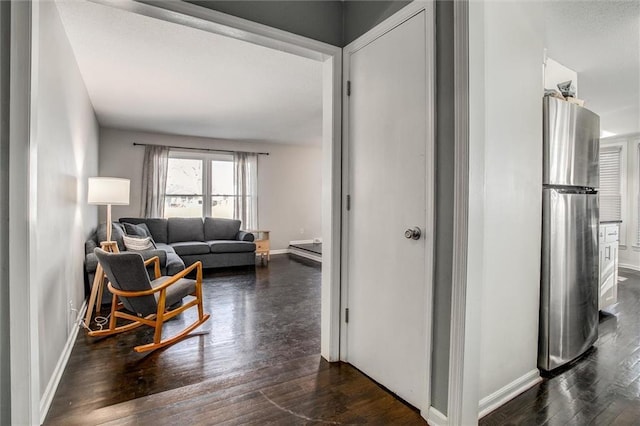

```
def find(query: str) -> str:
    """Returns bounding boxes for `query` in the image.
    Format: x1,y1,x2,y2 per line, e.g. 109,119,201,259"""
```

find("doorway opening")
17,0,342,423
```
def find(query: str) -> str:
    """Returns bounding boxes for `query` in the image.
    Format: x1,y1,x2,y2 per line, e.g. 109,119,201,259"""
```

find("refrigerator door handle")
606,245,611,260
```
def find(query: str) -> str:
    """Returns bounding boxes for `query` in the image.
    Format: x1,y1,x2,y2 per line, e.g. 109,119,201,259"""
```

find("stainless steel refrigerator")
539,96,600,372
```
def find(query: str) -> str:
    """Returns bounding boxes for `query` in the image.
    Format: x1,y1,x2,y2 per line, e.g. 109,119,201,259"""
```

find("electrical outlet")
299,228,305,235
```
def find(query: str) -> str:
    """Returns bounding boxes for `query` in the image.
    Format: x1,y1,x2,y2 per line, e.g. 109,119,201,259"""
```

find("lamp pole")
106,203,112,242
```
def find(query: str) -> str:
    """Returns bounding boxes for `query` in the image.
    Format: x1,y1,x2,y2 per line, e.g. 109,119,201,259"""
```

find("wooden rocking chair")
91,248,210,352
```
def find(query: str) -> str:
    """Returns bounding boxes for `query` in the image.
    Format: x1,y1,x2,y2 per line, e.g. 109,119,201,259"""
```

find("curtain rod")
132,142,269,156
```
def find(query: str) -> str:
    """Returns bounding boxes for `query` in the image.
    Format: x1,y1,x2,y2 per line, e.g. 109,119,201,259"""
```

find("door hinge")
346,194,351,211
345,308,349,323
347,80,351,97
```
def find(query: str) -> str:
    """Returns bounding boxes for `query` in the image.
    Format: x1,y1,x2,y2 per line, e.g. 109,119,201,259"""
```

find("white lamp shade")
88,177,130,205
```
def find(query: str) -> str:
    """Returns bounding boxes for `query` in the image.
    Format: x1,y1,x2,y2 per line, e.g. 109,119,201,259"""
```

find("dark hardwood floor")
480,269,640,425
45,254,424,425
50,254,640,425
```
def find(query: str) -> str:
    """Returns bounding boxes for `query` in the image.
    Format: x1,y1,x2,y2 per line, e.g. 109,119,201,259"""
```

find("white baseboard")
255,247,322,262
40,300,87,424
426,406,448,426
269,249,289,255
289,239,315,245
288,247,322,263
255,249,289,257
618,263,640,272
478,369,541,418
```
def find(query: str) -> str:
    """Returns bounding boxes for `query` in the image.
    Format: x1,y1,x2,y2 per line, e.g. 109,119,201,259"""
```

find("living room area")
25,0,338,423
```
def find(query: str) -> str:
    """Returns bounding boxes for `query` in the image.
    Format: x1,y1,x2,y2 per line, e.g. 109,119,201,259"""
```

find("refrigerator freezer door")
539,189,599,371
543,97,600,188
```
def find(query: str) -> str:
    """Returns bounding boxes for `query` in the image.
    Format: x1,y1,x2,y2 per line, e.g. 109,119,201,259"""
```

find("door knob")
404,227,421,240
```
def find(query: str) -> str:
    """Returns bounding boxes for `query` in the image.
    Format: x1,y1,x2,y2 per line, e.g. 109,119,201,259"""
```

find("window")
164,151,257,228
210,159,234,219
165,157,204,218
600,146,622,222
599,141,626,247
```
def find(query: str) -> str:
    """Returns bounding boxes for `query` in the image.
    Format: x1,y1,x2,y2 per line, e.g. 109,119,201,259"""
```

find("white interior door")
344,9,433,410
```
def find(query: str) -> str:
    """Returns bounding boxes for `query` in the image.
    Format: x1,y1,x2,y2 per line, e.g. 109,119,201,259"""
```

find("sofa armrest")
85,252,99,274
236,231,255,242
138,249,167,266
85,237,98,256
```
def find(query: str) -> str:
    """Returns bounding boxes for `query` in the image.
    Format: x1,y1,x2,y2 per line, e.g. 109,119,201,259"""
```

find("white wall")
607,134,640,270
468,0,544,411
0,2,10,423
544,56,578,96
99,128,322,250
35,0,99,412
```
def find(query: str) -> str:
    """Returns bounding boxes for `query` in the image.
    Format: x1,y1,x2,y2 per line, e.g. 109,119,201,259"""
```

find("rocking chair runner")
92,248,210,352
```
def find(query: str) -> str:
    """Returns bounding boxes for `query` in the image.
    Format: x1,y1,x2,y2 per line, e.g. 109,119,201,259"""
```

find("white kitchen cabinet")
599,223,619,310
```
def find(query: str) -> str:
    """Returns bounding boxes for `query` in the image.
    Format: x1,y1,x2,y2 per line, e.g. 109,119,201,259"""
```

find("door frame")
8,1,41,424
85,1,344,360
10,0,343,422
340,0,436,417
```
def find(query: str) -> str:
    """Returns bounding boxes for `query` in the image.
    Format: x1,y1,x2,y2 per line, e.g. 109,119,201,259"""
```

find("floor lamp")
84,177,130,328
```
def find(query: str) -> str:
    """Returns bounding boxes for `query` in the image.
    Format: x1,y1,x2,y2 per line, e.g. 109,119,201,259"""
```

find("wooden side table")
250,230,270,264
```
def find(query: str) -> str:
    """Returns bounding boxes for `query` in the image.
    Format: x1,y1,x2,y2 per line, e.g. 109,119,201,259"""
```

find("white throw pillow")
123,235,155,251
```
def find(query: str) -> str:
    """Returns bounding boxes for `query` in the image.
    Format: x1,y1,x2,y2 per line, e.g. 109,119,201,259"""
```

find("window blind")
599,146,622,223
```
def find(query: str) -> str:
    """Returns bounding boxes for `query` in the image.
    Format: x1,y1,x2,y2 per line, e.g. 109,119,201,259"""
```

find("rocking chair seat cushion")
150,276,196,308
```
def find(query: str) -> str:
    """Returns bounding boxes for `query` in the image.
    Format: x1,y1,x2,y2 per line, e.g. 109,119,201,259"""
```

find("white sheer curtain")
233,152,258,229
141,145,169,218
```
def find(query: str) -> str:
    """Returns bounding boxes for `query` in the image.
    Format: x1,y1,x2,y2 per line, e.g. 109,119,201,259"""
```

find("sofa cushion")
208,240,256,253
170,241,210,256
168,218,205,243
96,222,126,251
119,218,168,244
204,217,241,240
181,251,255,269
164,251,186,276
146,243,184,275
122,222,151,238
155,243,176,254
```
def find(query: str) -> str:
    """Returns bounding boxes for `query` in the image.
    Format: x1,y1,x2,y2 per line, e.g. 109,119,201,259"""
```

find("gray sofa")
84,217,256,304
119,217,256,269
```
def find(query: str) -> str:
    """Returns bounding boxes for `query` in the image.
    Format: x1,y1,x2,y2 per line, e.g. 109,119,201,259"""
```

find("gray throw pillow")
96,222,126,251
123,222,151,238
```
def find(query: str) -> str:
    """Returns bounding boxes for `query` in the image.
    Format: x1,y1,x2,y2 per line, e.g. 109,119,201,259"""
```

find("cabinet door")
599,240,604,310
611,242,618,305
600,241,617,309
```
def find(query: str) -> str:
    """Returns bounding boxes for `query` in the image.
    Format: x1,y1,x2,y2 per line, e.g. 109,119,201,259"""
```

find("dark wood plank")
45,255,425,425
47,257,640,425
482,268,640,425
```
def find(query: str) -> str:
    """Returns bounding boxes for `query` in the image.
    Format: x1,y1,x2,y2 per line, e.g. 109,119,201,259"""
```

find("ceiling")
544,0,640,137
56,1,323,145
56,1,638,142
